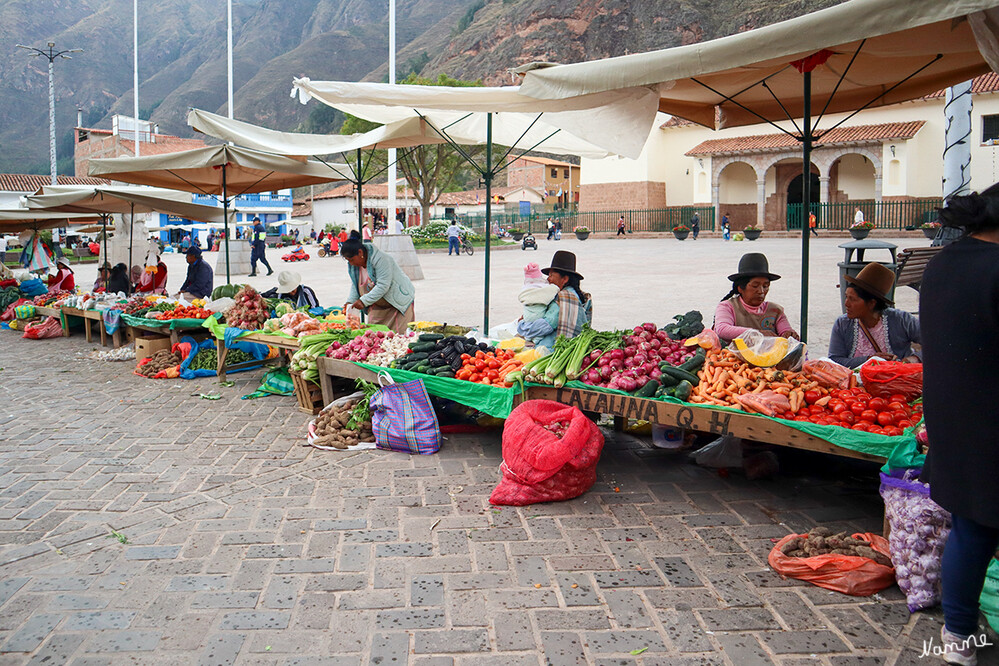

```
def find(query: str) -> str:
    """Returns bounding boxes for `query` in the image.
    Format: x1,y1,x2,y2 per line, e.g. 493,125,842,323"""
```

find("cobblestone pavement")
0,333,992,666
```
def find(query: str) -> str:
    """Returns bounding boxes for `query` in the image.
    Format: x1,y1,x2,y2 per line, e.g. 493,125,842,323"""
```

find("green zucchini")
418,333,444,342
658,371,680,388
432,366,454,376
673,380,693,401
678,349,706,372
633,379,659,398
414,363,431,374
406,352,430,363
660,365,700,385
409,342,437,353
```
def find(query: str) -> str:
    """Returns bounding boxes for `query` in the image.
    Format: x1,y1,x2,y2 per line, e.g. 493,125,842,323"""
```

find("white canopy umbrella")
515,0,999,339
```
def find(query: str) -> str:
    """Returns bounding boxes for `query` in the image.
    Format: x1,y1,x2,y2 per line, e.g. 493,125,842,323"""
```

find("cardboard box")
135,336,172,361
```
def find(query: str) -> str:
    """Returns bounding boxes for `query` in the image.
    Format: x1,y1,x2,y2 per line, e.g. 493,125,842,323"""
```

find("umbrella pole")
800,71,812,344
102,214,108,280
483,112,492,333
356,148,363,234
223,165,231,284
127,202,134,275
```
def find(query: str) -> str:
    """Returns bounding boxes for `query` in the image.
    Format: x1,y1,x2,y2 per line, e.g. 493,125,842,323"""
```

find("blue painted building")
157,190,293,247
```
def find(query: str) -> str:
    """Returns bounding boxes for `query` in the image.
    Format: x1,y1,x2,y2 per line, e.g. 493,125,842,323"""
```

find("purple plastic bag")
370,374,440,455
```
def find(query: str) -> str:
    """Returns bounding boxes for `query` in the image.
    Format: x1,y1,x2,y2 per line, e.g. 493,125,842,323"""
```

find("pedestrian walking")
809,211,818,236
249,216,273,277
722,213,731,241
554,220,562,241
691,212,700,240
617,216,626,236
546,218,555,241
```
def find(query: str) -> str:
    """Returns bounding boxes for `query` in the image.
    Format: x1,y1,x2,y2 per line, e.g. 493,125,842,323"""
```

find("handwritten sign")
553,388,732,437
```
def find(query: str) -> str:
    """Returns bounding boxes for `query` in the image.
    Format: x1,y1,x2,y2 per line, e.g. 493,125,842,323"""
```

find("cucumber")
658,370,680,388
673,380,693,401
660,365,700,385
633,379,659,398
415,363,431,374
679,349,706,372
406,352,430,363
409,342,437,353
418,333,444,342
432,366,454,376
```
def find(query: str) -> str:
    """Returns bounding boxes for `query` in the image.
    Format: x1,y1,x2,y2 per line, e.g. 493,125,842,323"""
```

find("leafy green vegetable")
663,310,704,340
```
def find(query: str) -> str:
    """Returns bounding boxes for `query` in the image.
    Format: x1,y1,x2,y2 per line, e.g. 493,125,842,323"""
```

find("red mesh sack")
860,360,923,401
489,400,605,506
768,532,895,596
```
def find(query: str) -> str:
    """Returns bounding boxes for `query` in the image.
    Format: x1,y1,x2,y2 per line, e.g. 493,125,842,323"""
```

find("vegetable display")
136,349,181,377
392,334,487,378
779,526,893,566
292,331,359,382
309,381,379,449
0,286,23,312
327,330,415,366
225,285,269,330
522,326,622,388
189,348,219,372
455,350,522,387
578,323,696,392
662,310,705,340
150,305,213,320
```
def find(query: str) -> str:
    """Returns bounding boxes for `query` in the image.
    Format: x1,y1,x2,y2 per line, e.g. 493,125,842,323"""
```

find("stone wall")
579,181,667,212
719,204,757,230
506,160,544,189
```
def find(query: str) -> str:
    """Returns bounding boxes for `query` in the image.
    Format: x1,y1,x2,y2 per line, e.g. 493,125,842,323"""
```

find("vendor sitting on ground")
714,253,799,343
107,263,132,296
541,250,592,339
341,231,415,334
828,263,920,368
274,270,319,308
516,262,561,349
176,246,213,301
47,257,75,292
136,256,168,294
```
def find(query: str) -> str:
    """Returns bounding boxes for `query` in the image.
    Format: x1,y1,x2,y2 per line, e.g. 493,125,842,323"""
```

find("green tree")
340,73,485,229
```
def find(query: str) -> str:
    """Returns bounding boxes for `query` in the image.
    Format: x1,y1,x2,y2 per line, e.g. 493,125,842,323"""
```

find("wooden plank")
240,332,300,351
524,386,885,463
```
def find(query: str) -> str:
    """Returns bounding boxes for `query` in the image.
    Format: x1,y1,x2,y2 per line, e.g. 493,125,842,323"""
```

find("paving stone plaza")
1,236,993,665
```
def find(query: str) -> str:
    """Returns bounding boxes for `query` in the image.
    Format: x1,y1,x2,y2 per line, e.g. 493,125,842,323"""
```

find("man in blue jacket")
177,246,214,300
249,216,273,277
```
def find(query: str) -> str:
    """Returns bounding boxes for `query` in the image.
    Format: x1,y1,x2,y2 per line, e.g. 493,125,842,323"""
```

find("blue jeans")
941,513,999,636
448,236,460,255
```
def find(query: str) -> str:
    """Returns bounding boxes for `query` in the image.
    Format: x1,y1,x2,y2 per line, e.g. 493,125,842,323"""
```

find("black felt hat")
541,250,583,280
728,253,781,282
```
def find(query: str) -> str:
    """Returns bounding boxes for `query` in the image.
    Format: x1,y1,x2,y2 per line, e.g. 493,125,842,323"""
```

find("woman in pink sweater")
713,253,799,344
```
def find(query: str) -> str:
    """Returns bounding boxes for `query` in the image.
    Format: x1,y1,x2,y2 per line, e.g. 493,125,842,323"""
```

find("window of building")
551,168,558,178
563,169,569,179
983,114,999,143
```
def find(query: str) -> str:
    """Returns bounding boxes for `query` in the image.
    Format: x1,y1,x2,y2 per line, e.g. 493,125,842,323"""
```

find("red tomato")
860,409,878,424
897,419,914,430
806,405,823,416
808,416,824,424
804,390,821,405
831,403,847,415
851,423,869,431
839,411,857,425
854,391,870,403
869,397,888,412
877,412,895,427
890,393,908,404
891,411,909,425
850,402,866,416
884,426,903,437
887,401,907,413
869,427,886,436
794,416,810,422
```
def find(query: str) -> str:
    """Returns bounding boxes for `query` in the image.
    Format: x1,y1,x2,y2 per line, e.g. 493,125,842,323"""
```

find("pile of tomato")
455,349,521,386
153,306,213,320
776,387,922,436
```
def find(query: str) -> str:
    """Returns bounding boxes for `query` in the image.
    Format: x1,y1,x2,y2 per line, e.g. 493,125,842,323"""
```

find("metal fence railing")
457,206,715,235
787,200,942,231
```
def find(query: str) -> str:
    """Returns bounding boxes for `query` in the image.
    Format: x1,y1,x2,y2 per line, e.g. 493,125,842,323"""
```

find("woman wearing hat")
341,231,415,334
542,250,592,340
714,253,798,344
828,263,920,368
47,257,75,292
275,270,319,308
136,255,168,294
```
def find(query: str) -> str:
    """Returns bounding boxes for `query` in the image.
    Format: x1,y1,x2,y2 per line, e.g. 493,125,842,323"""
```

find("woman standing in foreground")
340,231,415,334
920,184,999,666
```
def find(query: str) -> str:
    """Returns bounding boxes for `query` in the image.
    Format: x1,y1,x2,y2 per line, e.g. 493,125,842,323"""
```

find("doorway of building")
786,172,820,230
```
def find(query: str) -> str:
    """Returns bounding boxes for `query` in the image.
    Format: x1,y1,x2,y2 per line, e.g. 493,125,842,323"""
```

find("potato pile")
780,526,892,566
312,398,375,449
137,349,181,377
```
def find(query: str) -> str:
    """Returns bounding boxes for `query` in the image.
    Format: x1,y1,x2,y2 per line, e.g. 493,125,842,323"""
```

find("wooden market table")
315,358,886,463
126,319,205,347
60,307,125,347
215,331,300,382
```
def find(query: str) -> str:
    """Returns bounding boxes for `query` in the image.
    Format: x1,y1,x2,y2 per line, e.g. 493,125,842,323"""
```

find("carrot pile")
690,348,853,410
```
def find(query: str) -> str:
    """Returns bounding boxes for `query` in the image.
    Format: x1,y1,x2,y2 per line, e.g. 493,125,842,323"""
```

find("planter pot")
744,229,762,241
673,229,690,241
510,232,524,241
574,231,590,240
850,228,871,240
922,227,939,240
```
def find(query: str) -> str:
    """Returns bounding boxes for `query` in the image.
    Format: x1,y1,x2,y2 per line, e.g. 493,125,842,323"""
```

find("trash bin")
837,239,897,313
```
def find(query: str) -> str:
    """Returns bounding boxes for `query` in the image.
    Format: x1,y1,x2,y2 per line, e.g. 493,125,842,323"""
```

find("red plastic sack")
1,299,30,322
768,532,895,596
860,359,922,401
489,400,604,506
22,316,63,339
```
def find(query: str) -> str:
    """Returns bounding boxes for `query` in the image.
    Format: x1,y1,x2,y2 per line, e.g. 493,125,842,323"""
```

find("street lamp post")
16,42,83,185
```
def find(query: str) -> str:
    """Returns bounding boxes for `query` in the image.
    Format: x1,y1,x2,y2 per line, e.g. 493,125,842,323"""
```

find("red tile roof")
0,174,110,194
660,116,694,129
292,200,312,218
685,121,925,156
924,72,999,98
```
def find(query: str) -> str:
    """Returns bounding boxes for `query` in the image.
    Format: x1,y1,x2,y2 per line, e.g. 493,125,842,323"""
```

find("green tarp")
355,362,521,420
121,313,211,331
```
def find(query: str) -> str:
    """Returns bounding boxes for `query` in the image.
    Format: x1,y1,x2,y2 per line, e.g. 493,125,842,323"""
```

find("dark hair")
845,284,887,313
938,181,999,235
339,230,366,259
550,270,588,304
107,263,131,295
721,277,751,302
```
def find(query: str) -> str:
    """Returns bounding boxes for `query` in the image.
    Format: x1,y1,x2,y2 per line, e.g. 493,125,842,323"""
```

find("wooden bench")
895,246,942,292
